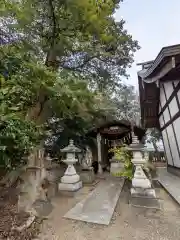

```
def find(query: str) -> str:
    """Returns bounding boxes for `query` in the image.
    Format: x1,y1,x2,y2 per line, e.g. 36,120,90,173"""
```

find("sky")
114,0,180,89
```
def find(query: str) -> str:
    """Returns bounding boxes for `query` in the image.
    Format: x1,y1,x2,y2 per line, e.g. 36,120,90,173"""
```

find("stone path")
37,180,180,240
64,178,124,225
157,168,180,204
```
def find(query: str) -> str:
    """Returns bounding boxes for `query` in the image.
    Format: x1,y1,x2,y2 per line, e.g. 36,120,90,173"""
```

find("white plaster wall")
166,124,180,167
172,80,180,107
173,116,180,154
177,88,180,103
164,82,173,99
162,130,173,166
173,80,179,87
163,81,178,117
169,97,178,117
159,115,164,128
163,108,170,124
159,80,180,168
159,104,161,114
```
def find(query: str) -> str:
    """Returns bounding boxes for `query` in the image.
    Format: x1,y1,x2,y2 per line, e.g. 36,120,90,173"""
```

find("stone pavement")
37,179,180,240
64,178,124,225
157,168,180,205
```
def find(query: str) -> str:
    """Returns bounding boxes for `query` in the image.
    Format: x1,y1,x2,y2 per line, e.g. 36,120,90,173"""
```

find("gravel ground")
37,180,180,240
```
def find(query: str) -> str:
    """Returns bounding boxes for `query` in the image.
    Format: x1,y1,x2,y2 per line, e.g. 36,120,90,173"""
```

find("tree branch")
45,0,59,67
58,54,99,71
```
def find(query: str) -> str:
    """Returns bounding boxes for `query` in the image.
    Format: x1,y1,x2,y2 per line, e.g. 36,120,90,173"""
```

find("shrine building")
88,120,145,173
138,44,180,176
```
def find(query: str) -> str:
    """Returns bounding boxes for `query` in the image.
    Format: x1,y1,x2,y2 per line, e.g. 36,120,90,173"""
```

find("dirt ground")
0,183,41,240
36,180,180,240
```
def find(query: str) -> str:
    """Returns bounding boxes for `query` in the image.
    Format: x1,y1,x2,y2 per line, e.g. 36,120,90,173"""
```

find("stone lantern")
58,140,82,193
126,132,156,198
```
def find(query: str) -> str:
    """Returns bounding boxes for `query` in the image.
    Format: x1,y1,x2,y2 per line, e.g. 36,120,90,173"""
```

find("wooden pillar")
97,133,103,174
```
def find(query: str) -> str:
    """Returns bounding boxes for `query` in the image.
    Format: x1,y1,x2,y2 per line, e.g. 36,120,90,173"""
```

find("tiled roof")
137,44,180,80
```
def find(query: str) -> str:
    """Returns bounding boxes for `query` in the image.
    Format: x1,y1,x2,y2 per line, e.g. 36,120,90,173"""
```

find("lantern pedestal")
126,133,156,199
110,157,124,176
58,140,82,194
59,164,82,192
130,165,156,198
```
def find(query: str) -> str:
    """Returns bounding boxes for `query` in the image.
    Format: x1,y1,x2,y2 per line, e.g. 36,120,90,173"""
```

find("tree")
1,0,139,91
0,0,140,168
111,84,140,124
147,128,162,154
0,43,96,167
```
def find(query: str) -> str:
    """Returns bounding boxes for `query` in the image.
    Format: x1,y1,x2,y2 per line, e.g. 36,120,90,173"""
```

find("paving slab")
64,178,124,225
157,168,180,205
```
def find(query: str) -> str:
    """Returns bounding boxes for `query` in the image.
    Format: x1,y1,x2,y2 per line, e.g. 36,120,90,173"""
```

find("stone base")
130,196,161,209
131,187,156,198
110,161,124,175
59,180,82,193
47,182,58,198
80,169,95,184
132,178,151,189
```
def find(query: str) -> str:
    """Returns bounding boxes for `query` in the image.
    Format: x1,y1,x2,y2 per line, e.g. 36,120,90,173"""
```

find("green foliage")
1,0,139,92
112,84,140,123
0,116,42,168
143,161,157,179
147,128,162,153
110,146,133,180
0,44,95,168
147,128,162,144
0,0,140,169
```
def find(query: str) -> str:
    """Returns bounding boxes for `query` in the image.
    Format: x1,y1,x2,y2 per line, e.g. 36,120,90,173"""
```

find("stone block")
47,182,58,198
59,180,82,192
132,178,151,189
80,169,95,184
130,196,160,209
131,187,156,198
110,161,124,175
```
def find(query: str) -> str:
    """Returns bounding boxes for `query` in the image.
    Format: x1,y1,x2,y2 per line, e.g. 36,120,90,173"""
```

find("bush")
109,145,133,180
0,117,42,169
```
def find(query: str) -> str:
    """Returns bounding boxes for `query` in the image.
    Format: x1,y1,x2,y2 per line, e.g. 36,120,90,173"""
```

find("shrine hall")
88,120,145,173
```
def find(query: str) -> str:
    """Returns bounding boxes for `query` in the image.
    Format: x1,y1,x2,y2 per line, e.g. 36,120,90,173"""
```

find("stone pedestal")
131,165,156,198
127,132,156,199
58,140,82,195
59,164,82,192
80,167,95,184
110,158,124,175
46,164,61,198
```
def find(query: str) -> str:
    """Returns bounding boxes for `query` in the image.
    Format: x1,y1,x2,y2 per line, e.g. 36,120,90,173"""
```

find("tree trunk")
18,50,58,213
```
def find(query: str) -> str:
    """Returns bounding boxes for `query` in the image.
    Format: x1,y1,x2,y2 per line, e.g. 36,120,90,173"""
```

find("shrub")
109,145,133,180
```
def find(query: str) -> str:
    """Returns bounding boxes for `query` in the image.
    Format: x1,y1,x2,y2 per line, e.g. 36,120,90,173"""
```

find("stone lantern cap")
61,139,81,153
126,143,146,151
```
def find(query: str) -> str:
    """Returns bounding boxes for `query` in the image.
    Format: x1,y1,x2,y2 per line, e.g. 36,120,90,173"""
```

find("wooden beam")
160,101,174,166
160,111,180,131
162,83,180,166
172,82,180,111
159,80,180,117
